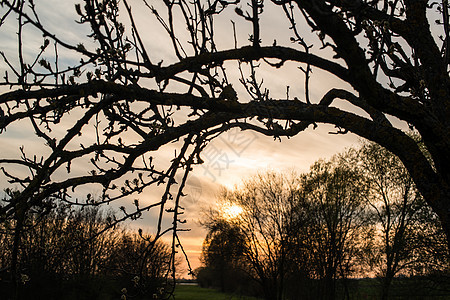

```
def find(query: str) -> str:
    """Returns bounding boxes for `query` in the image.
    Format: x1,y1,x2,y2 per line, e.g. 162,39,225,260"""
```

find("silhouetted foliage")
200,218,247,290
196,217,259,295
0,201,173,300
356,141,450,299
294,156,368,300
200,168,367,300
200,143,450,299
1,0,450,295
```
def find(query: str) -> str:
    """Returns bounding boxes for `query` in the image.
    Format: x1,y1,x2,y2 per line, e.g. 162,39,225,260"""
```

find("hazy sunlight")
222,204,243,220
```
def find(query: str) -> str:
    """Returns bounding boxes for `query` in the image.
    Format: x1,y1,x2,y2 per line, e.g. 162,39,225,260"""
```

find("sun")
222,203,243,220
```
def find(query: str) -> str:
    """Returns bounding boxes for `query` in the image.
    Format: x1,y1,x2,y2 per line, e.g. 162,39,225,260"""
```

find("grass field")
173,284,261,300
172,279,450,300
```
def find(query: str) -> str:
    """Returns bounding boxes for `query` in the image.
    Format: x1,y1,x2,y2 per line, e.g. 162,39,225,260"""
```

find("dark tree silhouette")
200,172,301,300
199,216,248,293
358,141,424,300
288,155,368,300
357,141,449,299
199,149,449,299
1,0,450,289
0,202,173,299
201,169,367,300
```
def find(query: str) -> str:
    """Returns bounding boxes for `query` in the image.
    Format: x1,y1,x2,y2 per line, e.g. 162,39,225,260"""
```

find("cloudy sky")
0,0,370,275
175,129,359,272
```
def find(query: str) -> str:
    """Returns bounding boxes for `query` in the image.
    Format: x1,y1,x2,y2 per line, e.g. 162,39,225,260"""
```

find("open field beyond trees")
174,280,450,300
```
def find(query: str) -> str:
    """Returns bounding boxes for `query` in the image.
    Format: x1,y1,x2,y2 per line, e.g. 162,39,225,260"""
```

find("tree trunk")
11,210,25,300
440,204,450,254
380,276,393,300
426,191,450,255
322,274,336,300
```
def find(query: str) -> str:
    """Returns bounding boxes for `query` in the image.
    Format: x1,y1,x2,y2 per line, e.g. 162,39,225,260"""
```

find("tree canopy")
199,144,449,300
0,203,174,299
0,0,449,282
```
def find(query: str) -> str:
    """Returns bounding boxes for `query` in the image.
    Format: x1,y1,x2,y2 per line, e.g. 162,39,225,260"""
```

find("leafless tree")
357,141,449,299
202,172,300,300
103,231,174,299
202,166,367,300
296,155,368,300
1,0,450,293
0,201,173,299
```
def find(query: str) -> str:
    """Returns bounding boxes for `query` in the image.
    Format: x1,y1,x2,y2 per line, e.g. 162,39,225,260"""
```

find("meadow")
173,284,262,300
173,278,450,300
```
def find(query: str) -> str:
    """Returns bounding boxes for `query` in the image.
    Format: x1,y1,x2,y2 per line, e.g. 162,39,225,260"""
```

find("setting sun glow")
222,204,243,220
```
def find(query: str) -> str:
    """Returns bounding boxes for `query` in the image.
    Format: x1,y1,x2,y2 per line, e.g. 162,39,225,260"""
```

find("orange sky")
162,128,360,276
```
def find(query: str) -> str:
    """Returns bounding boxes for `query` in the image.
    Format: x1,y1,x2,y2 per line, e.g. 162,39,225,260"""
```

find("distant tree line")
197,141,450,300
0,202,173,300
